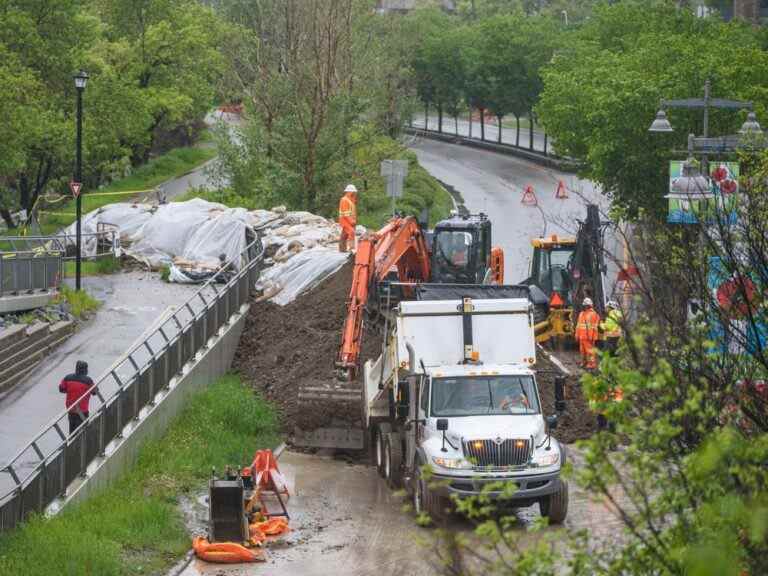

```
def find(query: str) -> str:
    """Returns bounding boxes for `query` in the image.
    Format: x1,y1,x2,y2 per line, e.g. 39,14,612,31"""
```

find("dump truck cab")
430,213,494,285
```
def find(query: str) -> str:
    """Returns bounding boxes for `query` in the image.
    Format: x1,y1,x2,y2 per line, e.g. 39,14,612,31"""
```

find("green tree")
537,0,768,217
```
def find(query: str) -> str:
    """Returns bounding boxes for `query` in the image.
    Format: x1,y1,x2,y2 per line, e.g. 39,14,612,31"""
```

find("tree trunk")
515,114,520,147
544,132,548,155
529,110,535,151
480,108,485,141
469,109,473,138
425,102,429,131
0,208,16,229
454,115,459,136
497,115,503,143
438,104,443,133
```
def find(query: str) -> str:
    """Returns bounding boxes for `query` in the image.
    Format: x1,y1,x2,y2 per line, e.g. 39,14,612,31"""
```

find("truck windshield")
431,375,539,417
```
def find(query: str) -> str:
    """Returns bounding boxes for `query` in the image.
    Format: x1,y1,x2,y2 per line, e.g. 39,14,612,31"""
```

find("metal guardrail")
0,236,264,532
0,250,63,299
1,228,120,262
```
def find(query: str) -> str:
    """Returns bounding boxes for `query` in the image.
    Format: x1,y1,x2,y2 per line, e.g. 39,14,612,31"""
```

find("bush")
54,285,101,319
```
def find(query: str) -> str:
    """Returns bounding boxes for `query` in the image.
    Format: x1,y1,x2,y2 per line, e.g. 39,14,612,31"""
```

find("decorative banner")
666,161,740,225
707,256,766,356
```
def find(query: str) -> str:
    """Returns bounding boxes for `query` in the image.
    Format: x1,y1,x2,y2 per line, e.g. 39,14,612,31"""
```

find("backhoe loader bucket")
208,478,249,543
294,380,365,450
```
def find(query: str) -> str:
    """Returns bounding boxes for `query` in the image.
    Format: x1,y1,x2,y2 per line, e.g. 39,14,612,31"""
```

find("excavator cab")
528,235,577,308
431,213,494,284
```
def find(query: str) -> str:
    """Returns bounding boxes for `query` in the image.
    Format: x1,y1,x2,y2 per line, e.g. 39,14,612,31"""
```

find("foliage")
0,0,226,229
193,125,452,227
536,0,768,218
0,375,279,576
54,285,101,318
63,256,121,278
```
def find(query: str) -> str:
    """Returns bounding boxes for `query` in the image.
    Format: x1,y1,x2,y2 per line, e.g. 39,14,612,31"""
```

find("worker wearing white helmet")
575,296,599,369
338,183,358,252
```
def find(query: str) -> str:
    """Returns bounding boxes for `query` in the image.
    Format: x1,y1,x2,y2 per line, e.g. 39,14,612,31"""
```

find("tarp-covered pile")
61,199,357,303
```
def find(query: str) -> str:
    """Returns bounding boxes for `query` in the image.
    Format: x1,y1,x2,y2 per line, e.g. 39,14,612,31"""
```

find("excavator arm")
336,217,430,378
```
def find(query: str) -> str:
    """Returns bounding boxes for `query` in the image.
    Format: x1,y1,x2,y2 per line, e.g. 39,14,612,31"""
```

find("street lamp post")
73,70,88,291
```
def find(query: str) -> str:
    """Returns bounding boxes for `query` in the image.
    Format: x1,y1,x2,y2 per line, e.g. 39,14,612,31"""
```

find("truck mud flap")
292,427,365,450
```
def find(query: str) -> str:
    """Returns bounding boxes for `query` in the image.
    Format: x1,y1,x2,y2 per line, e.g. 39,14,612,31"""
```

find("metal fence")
0,236,264,533
0,250,63,298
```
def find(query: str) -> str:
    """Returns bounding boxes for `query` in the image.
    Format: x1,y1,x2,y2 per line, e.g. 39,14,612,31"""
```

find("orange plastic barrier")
192,537,264,564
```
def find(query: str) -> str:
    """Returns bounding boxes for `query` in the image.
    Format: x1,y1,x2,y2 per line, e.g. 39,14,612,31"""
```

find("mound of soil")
234,262,380,434
234,261,597,444
536,349,596,444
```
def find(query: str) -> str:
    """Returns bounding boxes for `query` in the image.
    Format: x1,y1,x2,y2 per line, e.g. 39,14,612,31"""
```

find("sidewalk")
0,272,198,468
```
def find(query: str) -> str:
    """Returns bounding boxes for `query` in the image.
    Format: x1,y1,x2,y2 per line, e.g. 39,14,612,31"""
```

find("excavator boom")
336,217,430,377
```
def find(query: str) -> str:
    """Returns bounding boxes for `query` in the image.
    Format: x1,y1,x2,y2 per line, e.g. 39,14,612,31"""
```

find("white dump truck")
364,294,568,523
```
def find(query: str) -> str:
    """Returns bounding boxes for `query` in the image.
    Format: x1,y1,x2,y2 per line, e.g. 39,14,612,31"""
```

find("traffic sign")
555,180,568,199
69,181,83,198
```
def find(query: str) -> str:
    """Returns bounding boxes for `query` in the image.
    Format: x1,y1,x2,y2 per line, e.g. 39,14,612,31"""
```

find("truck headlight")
531,449,560,468
432,456,473,470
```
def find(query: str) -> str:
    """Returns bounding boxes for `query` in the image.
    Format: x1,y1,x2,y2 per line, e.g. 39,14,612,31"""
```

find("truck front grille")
463,438,531,468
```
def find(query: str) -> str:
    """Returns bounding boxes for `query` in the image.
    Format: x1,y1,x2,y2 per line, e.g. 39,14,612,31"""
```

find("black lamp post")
74,70,88,291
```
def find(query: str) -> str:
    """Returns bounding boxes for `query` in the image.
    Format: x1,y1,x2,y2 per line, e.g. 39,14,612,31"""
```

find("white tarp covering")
61,199,359,295
256,247,349,306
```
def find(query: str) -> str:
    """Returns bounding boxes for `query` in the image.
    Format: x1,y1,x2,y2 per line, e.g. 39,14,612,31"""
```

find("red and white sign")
555,180,568,199
69,181,82,198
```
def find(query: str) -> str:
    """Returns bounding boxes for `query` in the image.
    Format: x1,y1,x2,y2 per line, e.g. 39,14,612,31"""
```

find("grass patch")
53,285,101,318
37,145,217,233
63,256,121,278
0,375,279,576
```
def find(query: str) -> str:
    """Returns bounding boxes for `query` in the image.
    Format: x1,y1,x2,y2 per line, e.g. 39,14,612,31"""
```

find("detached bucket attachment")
209,478,249,543
295,380,365,450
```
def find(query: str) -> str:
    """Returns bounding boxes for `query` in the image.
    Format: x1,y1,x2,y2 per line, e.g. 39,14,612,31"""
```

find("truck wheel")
539,479,569,525
375,424,391,478
385,432,403,489
414,462,449,524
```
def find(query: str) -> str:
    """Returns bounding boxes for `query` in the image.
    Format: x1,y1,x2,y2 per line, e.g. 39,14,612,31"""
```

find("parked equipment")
523,204,609,344
365,295,568,523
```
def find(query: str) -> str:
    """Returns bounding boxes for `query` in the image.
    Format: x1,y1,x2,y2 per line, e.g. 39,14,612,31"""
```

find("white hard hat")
582,297,593,307
607,300,619,309
344,184,358,193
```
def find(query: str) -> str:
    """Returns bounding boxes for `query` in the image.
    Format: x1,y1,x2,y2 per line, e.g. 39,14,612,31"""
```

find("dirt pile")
536,349,596,443
234,262,380,434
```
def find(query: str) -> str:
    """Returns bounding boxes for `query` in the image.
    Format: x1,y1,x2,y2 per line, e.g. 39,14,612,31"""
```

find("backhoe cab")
430,213,500,285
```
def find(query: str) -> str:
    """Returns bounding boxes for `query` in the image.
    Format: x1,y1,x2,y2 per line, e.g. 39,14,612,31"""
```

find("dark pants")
605,337,620,356
68,412,88,434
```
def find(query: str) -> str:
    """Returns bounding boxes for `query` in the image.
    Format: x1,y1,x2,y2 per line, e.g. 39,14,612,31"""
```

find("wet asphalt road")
410,135,610,284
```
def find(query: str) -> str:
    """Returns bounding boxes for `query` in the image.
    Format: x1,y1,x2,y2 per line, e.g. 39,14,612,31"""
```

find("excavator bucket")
295,379,365,450
208,478,249,543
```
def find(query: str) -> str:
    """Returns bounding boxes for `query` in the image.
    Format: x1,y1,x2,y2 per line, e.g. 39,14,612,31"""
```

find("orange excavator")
336,212,504,379
295,211,505,449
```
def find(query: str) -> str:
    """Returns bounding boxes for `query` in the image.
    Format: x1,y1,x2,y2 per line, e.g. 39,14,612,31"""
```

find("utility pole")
73,70,88,291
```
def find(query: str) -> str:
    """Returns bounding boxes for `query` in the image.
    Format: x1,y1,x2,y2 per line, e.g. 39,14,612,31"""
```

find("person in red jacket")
59,360,96,434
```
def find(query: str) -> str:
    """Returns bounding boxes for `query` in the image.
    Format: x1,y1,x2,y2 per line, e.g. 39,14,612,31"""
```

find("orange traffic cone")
555,180,568,199
521,185,537,206
549,292,564,308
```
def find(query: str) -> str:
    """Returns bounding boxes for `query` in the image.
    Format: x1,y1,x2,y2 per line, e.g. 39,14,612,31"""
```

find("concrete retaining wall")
47,304,249,513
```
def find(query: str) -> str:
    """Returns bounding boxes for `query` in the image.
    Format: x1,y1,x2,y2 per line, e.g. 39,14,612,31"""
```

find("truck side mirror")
437,418,449,431
554,375,567,413
546,414,559,430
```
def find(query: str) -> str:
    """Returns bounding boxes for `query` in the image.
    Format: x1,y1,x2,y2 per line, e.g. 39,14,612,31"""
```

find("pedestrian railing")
0,250,63,299
1,228,120,262
0,236,264,533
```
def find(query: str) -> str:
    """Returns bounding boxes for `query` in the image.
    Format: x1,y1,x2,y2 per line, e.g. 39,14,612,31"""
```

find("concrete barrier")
47,303,249,513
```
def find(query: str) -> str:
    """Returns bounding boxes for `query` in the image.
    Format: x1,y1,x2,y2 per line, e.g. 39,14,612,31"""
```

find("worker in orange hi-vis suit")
575,297,600,369
338,184,358,252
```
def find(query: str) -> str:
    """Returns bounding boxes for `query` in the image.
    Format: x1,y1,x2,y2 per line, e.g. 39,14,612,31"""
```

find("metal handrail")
0,235,264,525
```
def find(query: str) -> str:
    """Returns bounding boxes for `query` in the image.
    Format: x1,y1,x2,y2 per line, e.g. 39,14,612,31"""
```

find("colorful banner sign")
666,161,739,225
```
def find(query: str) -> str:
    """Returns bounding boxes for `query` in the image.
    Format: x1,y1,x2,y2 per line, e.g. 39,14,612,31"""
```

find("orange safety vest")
575,308,600,342
338,193,357,231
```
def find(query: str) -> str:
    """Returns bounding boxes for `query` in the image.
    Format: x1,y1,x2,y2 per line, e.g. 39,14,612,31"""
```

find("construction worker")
600,300,623,356
575,297,600,369
59,360,96,434
338,184,358,252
